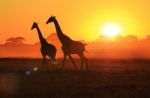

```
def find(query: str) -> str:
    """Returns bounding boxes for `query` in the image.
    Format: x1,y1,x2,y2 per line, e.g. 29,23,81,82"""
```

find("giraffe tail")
84,49,88,53
83,43,88,46
82,43,88,53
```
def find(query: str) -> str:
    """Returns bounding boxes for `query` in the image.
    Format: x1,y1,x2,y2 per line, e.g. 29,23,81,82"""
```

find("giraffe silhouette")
31,22,57,70
46,16,88,71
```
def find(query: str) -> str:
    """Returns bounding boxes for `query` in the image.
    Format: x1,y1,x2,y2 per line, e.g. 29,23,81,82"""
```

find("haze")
0,0,150,44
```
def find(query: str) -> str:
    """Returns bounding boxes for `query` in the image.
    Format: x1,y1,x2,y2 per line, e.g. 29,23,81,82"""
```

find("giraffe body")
31,22,57,69
46,16,88,71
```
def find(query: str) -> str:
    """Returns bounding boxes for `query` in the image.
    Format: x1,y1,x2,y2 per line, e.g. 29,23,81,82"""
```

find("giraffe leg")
68,55,78,70
84,56,88,71
42,59,44,70
80,56,84,72
45,58,48,70
42,56,46,70
62,54,67,69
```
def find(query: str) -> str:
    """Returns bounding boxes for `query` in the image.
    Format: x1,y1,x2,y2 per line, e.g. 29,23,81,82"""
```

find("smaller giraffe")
31,22,57,70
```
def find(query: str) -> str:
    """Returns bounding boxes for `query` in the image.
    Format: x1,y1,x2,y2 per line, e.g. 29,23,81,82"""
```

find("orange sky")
0,0,150,44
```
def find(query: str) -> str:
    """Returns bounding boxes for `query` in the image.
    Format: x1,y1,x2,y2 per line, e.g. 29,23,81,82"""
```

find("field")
0,58,150,98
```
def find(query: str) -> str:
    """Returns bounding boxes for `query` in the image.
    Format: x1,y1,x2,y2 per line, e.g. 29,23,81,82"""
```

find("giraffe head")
46,16,56,24
31,22,38,30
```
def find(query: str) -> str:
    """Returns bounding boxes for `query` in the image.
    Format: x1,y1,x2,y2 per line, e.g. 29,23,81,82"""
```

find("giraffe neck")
53,19,65,43
35,25,45,45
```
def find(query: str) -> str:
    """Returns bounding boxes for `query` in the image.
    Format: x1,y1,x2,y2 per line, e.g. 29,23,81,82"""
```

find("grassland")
0,58,150,98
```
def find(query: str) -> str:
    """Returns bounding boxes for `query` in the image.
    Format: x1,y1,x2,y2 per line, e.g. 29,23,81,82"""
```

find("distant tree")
5,36,25,46
46,33,61,46
145,35,150,40
124,35,138,42
114,35,124,41
98,35,109,42
140,35,150,45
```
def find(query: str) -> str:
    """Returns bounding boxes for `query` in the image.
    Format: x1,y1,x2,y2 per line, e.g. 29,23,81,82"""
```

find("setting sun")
101,23,121,37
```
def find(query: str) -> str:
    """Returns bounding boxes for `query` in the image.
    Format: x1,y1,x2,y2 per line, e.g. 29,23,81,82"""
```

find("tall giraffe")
31,22,57,69
46,16,88,71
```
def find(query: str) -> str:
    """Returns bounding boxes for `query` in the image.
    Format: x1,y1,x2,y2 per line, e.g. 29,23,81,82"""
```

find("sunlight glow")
101,23,121,37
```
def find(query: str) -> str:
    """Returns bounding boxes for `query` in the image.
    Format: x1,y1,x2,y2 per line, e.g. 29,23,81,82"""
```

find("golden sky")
0,0,150,44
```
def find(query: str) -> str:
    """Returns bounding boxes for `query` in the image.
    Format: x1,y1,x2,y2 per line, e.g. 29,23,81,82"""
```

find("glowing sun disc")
101,24,121,37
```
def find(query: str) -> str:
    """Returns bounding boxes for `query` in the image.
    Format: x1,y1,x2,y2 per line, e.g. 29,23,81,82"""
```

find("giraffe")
46,16,88,71
31,22,57,70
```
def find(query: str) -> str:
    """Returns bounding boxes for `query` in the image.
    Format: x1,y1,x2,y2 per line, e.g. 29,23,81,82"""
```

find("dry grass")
0,58,150,98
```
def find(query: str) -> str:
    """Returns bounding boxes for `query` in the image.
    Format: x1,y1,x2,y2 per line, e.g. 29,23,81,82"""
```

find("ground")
0,58,150,98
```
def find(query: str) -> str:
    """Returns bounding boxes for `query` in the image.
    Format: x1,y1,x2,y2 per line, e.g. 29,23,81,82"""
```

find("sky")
0,0,150,44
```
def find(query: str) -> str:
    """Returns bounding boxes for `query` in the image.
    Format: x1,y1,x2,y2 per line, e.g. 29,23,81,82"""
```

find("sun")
101,23,121,37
